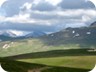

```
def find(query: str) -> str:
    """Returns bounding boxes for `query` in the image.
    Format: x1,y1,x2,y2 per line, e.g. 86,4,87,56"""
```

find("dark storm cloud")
58,0,95,9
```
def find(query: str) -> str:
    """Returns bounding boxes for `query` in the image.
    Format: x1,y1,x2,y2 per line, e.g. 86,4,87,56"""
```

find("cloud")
1,0,33,17
0,9,96,30
30,9,96,24
0,0,7,7
58,0,95,9
90,0,96,7
0,22,56,32
20,2,32,11
32,1,56,11
45,0,62,6
1,0,59,17
1,0,95,16
0,0,96,32
32,0,61,6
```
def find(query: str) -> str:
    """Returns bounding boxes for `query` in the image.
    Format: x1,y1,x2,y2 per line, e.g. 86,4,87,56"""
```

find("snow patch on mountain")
8,30,25,36
0,30,30,37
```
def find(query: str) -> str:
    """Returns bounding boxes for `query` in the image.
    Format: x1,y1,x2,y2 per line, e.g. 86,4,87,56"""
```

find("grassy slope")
0,38,82,57
19,56,96,69
0,38,96,72
0,58,90,72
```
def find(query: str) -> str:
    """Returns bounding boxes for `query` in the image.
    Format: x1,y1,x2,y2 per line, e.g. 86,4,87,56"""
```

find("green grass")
19,56,96,69
2,48,96,72
13,49,96,70
0,38,96,72
0,58,90,72
0,38,82,57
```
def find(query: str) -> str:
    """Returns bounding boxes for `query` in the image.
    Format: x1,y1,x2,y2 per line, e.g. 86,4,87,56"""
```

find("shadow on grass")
4,49,96,60
0,58,90,72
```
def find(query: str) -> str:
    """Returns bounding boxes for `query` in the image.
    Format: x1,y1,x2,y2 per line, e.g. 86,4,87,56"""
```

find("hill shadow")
0,58,90,72
4,49,96,60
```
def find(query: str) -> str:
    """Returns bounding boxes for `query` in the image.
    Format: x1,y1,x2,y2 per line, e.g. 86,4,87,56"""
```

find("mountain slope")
0,31,46,41
0,26,96,57
90,21,96,27
0,21,96,57
40,27,96,47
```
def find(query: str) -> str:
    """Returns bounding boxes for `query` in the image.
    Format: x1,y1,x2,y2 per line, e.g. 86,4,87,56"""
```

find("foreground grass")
0,38,96,72
19,56,96,69
0,58,90,72
3,49,96,71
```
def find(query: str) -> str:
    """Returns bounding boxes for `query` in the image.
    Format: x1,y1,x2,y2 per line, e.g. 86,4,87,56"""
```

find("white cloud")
33,0,61,6
45,0,62,6
20,2,32,10
8,30,28,36
0,16,6,22
90,0,96,7
32,0,42,5
31,9,96,23
82,15,91,22
65,23,87,28
0,0,96,32
0,9,95,28
5,13,34,23
3,12,53,26
0,0,7,7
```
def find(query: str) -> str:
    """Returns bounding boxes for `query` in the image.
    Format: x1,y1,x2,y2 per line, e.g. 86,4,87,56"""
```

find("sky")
0,0,96,33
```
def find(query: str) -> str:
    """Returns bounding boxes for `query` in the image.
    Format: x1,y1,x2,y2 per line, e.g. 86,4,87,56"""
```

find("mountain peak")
7,30,24,36
0,30,27,37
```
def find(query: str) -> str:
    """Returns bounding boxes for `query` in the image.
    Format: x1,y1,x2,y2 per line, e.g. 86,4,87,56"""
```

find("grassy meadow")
0,38,96,72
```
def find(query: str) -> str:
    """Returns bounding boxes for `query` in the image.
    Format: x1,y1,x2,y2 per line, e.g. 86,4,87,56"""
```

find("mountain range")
38,21,96,47
0,30,46,41
0,21,96,57
0,21,96,41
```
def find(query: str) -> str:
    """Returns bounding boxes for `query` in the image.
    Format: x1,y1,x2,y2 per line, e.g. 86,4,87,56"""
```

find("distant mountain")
40,27,96,46
1,31,17,37
1,21,96,42
0,30,25,37
0,30,16,41
0,30,46,41
90,21,96,27
26,31,46,38
0,35,12,41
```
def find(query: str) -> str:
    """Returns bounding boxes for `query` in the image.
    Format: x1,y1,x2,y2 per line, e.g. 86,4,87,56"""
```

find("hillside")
0,26,96,57
40,27,96,49
0,25,96,72
90,21,96,27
